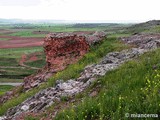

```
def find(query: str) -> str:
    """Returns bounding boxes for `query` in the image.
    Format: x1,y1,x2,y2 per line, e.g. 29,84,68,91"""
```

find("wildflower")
147,79,150,83
98,103,101,106
66,115,70,119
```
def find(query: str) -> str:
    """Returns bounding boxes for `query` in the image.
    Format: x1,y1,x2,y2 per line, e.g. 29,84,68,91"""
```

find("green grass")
0,67,35,80
10,31,45,37
0,78,23,83
108,33,132,38
0,58,18,66
0,38,10,41
0,85,14,95
0,47,43,59
25,59,46,68
0,36,129,116
54,49,160,120
25,116,39,120
143,25,160,33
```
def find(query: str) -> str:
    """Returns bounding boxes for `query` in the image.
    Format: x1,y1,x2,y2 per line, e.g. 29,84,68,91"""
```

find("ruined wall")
44,31,106,72
23,31,106,90
44,33,89,72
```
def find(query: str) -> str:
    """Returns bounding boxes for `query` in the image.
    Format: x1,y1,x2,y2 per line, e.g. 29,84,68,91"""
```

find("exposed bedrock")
121,33,160,49
23,31,106,90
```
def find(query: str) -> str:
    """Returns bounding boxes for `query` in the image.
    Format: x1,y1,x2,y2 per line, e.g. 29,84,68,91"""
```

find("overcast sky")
0,0,160,23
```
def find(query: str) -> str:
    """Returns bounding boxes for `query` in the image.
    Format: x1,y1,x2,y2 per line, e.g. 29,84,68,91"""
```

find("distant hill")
71,23,122,28
132,20,160,28
125,20,160,33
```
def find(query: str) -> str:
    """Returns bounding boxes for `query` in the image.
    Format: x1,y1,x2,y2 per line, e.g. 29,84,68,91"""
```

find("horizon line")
0,18,154,24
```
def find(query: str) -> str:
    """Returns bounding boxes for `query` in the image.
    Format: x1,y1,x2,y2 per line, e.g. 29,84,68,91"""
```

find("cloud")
0,0,41,6
39,0,67,7
0,0,160,22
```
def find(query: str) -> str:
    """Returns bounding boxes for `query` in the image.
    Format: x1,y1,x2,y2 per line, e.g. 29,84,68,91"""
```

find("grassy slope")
24,22,160,119
54,49,160,120
0,36,129,116
24,43,160,120
52,22,160,119
123,20,160,34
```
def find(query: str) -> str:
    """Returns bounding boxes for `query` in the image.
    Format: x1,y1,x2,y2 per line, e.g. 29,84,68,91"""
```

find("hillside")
125,20,160,34
0,21,160,120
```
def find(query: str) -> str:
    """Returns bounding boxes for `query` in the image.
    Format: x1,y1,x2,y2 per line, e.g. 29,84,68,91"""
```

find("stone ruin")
23,31,106,90
44,33,89,72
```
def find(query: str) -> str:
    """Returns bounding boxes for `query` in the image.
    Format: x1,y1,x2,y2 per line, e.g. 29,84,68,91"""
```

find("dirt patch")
19,52,43,70
19,52,42,65
19,54,27,66
29,55,38,62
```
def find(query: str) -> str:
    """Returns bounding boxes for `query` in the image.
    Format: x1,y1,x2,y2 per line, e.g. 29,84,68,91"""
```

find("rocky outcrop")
1,33,160,120
23,31,106,90
121,33,160,49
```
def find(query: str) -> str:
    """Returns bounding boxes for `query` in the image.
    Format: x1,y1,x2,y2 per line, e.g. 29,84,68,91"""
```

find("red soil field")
0,35,43,49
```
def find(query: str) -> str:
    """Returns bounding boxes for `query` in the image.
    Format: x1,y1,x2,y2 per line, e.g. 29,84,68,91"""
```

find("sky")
0,0,160,23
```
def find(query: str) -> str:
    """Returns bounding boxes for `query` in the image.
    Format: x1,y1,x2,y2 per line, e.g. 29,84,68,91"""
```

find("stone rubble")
1,33,160,120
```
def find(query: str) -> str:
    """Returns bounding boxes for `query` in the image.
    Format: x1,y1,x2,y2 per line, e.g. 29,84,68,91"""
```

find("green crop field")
0,38,10,41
